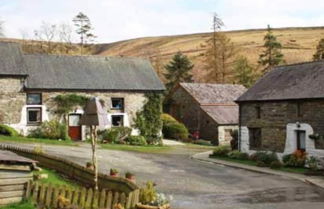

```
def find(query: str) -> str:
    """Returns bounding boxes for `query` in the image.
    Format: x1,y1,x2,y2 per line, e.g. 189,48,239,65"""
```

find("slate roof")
201,105,239,125
237,61,324,102
0,150,36,165
0,42,27,76
178,83,246,125
0,42,165,91
180,83,246,104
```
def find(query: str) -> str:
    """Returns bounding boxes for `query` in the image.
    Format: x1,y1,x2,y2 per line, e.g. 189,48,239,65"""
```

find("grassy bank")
0,135,76,146
0,200,35,209
100,143,173,153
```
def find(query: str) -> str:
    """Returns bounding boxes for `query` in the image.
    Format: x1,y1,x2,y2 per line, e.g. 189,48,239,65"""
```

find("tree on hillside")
313,38,324,61
258,25,284,73
204,13,237,83
164,52,194,94
73,12,96,55
33,22,58,54
234,56,257,88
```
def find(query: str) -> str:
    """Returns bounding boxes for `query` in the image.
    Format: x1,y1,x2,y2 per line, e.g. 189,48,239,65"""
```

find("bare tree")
58,23,75,54
33,22,58,54
0,19,4,37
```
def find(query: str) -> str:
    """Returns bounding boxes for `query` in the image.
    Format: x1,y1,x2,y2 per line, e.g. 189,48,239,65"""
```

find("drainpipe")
238,103,242,151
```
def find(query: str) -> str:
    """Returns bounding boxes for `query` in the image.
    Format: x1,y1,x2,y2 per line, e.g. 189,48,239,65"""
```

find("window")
27,107,41,125
111,98,124,110
255,105,261,119
112,115,124,127
27,93,42,105
249,128,262,150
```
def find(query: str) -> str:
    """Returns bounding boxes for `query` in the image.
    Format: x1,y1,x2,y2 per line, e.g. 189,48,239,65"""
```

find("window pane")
28,108,41,123
27,93,41,105
111,98,124,109
69,115,80,126
112,115,124,126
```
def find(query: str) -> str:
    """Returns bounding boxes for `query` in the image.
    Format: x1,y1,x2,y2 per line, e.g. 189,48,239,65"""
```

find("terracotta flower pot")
110,173,118,177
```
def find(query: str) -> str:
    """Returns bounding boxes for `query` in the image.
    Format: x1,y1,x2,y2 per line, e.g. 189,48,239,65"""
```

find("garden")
209,145,323,175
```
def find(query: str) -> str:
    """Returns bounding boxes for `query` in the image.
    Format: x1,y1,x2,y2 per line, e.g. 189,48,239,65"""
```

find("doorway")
296,130,306,151
68,114,82,140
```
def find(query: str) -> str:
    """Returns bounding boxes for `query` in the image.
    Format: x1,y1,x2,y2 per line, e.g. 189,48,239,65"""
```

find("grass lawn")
0,200,35,209
100,143,173,153
0,135,76,146
33,168,80,189
210,155,309,174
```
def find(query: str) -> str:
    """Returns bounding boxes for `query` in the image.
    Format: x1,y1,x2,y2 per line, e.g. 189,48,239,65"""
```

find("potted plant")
137,182,171,209
125,171,135,182
110,168,119,177
86,162,94,170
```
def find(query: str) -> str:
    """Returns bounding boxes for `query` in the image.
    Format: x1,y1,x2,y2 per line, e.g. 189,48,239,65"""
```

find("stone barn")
236,61,324,162
0,150,35,206
169,83,246,144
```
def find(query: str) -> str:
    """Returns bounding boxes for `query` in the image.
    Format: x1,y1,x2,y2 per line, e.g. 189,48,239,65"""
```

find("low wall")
0,145,139,194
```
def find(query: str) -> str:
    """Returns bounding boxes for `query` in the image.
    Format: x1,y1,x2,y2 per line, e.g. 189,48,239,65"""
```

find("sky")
1,0,324,43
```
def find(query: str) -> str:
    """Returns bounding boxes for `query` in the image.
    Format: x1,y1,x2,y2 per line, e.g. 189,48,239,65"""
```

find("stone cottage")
169,83,246,144
0,42,165,140
236,61,324,161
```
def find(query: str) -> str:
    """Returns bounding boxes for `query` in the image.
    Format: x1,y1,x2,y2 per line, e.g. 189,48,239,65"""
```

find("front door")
69,114,82,141
296,130,306,151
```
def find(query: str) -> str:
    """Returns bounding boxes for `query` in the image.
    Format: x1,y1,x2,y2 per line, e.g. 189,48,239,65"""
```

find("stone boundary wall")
0,145,139,194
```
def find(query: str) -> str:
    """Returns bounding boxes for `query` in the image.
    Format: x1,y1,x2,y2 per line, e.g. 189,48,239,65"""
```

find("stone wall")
169,87,219,142
0,78,25,125
240,100,324,152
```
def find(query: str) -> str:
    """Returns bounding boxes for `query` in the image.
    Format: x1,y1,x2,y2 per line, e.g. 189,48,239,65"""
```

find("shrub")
126,135,147,146
140,181,157,205
193,139,212,146
0,124,19,136
249,151,278,166
161,113,177,124
98,127,132,143
227,150,249,160
211,145,231,157
256,161,267,167
163,121,188,140
28,120,69,140
283,150,307,167
306,156,319,171
270,160,283,169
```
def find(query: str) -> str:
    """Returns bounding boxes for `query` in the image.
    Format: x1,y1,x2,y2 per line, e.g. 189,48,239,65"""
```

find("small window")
249,128,262,150
27,107,42,125
112,115,124,127
27,93,42,105
255,105,261,119
111,98,124,110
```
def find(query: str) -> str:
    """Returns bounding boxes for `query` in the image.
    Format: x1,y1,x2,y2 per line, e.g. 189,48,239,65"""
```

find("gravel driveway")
3,142,324,209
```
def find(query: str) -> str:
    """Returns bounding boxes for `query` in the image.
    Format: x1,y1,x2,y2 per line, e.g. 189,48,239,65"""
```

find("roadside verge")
191,151,324,189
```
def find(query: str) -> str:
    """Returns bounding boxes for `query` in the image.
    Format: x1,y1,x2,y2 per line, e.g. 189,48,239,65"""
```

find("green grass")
100,143,173,153
0,200,35,209
0,135,76,146
210,155,310,174
33,168,80,189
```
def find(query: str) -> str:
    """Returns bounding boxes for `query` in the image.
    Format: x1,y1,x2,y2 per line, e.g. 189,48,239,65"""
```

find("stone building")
0,42,165,140
236,61,324,161
169,83,246,144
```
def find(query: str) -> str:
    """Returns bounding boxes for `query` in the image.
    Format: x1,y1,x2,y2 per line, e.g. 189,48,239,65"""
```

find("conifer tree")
164,52,194,92
313,38,324,61
234,56,257,88
73,12,96,54
258,25,284,72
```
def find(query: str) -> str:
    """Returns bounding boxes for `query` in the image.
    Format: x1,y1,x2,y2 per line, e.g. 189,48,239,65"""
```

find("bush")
161,113,178,124
227,150,249,160
283,150,307,167
256,161,267,167
163,121,188,140
126,135,147,146
270,160,283,169
140,181,157,205
249,151,278,166
98,127,132,143
306,156,319,171
28,120,69,140
193,139,212,146
0,124,19,136
211,145,231,157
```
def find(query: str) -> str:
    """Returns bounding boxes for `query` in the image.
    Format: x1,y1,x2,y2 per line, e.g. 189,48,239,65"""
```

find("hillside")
93,27,324,82
2,27,324,82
